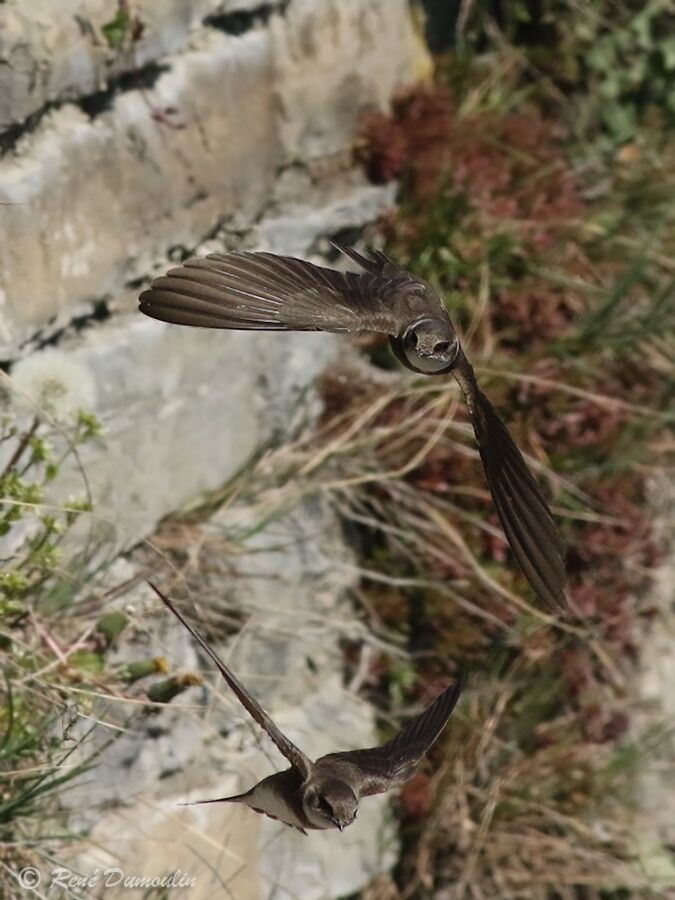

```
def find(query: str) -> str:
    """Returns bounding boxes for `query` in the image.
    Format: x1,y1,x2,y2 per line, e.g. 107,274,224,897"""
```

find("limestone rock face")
635,479,675,879
0,0,416,348
0,1,287,131
13,182,393,549
1,0,409,547
0,2,422,896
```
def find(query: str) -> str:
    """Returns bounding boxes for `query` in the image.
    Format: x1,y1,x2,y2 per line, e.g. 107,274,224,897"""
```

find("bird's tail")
331,240,395,275
179,792,250,807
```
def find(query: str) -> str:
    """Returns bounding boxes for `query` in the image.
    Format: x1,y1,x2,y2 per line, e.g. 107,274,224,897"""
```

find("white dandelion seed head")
10,349,98,422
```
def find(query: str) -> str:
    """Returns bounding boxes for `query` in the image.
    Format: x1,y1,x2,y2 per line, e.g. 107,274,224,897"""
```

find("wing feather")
319,680,462,796
453,357,567,611
139,250,409,334
149,584,313,779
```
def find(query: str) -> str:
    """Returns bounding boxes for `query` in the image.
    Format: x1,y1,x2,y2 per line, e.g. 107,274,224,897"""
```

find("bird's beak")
337,823,344,831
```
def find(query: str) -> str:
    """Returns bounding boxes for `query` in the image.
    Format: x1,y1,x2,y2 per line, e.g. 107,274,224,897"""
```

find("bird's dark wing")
452,354,567,612
139,251,412,334
320,680,461,797
149,584,313,780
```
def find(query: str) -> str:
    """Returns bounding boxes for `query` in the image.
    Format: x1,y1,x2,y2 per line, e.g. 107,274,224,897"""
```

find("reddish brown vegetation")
315,78,673,896
360,85,583,251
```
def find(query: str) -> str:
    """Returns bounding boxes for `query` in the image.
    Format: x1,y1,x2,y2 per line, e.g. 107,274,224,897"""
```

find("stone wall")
1,0,418,346
0,0,420,541
0,2,424,896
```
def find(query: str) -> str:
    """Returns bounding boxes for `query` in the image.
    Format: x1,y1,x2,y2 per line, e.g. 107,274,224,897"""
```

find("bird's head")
302,778,358,831
391,317,460,375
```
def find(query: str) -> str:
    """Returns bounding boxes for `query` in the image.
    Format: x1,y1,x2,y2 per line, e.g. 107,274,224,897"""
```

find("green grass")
0,388,200,897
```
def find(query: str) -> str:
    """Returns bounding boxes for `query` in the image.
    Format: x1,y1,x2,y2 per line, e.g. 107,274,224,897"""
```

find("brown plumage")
140,246,567,611
150,584,462,833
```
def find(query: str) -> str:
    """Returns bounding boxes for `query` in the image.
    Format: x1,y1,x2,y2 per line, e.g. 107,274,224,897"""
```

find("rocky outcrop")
1,0,416,545
0,0,418,347
1,1,284,132
1,2,425,896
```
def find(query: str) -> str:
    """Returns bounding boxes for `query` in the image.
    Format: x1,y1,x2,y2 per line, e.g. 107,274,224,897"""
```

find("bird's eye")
434,340,450,354
408,330,419,349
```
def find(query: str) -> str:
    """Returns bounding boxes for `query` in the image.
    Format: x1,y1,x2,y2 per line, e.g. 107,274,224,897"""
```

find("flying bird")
150,583,462,833
139,246,567,611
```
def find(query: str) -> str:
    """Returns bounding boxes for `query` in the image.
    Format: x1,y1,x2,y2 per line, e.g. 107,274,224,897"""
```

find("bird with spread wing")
139,246,567,611
151,584,462,834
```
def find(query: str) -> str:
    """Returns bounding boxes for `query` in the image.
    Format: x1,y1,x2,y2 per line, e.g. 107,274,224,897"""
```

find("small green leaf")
70,651,105,674
95,610,129,647
102,9,130,50
147,673,202,704
76,410,103,441
123,656,169,683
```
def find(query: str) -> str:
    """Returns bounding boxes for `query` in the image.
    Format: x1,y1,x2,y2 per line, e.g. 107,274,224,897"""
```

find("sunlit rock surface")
0,2,421,896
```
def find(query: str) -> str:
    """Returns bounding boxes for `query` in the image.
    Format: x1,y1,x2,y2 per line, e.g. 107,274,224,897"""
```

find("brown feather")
319,679,462,797
149,584,313,779
453,356,567,611
139,251,408,334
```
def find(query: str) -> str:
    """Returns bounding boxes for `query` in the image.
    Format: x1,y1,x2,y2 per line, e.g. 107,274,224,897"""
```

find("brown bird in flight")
140,246,567,611
150,583,462,833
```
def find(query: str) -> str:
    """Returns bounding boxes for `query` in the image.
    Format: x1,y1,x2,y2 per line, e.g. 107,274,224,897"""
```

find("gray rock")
272,0,417,161
255,182,397,256
0,29,278,347
0,3,424,896
634,477,675,877
6,181,394,550
0,0,416,349
0,0,287,130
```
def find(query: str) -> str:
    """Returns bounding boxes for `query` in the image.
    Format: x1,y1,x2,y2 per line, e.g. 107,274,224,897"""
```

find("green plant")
101,1,144,51
0,384,201,896
574,0,675,145
0,412,97,620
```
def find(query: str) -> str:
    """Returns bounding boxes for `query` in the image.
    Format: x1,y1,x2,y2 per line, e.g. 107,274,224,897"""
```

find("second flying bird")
151,584,461,834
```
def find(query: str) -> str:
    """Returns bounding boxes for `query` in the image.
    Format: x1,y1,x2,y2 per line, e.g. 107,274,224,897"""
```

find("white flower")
10,349,97,422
